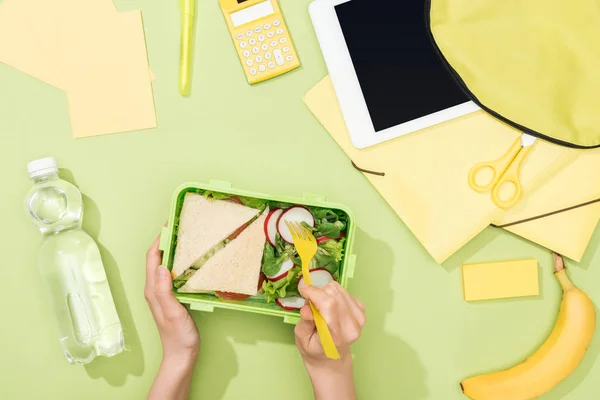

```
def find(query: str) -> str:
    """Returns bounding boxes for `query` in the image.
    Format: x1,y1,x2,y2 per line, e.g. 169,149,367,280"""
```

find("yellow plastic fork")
285,221,340,360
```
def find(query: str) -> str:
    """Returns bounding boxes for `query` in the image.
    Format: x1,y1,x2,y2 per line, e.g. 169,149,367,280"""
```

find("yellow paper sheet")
58,10,156,137
303,76,575,263
462,259,539,301
0,0,156,138
0,0,59,87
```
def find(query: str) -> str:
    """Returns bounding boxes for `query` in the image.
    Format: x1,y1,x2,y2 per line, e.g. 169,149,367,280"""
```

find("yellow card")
462,259,539,302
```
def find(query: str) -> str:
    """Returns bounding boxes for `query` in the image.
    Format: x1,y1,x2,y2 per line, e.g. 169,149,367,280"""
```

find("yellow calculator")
219,0,300,84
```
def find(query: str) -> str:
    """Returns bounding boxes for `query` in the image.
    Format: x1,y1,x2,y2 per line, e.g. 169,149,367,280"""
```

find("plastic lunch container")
160,180,356,325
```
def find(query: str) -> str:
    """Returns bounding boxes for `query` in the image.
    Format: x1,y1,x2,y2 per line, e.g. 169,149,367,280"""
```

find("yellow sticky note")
462,259,539,302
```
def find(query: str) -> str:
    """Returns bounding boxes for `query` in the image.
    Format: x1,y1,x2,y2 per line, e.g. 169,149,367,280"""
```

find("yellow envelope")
494,149,600,261
303,76,576,263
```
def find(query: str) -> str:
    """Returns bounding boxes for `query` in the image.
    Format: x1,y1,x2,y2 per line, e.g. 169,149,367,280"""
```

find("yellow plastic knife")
179,0,195,96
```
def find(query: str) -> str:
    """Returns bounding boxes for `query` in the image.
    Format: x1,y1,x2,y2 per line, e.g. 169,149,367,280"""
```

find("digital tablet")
309,0,479,149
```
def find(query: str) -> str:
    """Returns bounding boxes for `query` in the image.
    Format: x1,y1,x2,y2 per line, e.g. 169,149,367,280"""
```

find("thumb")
155,266,185,321
299,285,330,309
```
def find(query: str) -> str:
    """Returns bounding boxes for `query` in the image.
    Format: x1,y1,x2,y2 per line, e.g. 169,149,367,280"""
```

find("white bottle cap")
27,157,58,179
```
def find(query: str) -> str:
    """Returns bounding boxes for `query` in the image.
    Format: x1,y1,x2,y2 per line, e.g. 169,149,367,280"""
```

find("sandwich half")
178,207,269,296
171,193,260,279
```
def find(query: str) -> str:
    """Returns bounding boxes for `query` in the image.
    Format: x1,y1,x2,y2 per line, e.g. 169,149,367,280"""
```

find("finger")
294,318,316,343
336,286,366,327
300,305,314,322
154,266,186,322
299,285,336,311
145,234,163,313
146,234,162,290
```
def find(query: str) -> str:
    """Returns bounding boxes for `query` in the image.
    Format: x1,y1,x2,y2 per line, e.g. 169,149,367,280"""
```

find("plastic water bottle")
25,158,124,365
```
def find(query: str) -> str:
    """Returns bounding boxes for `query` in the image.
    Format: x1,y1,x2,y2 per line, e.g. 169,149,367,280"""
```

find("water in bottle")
25,157,124,365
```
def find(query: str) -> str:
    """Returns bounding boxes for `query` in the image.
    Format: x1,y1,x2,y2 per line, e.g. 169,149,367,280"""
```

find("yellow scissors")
469,133,537,209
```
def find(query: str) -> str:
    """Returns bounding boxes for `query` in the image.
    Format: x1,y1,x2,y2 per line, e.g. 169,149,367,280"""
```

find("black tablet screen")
335,0,469,132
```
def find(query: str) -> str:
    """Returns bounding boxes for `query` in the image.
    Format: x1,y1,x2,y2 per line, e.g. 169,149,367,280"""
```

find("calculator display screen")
335,0,469,133
231,1,275,27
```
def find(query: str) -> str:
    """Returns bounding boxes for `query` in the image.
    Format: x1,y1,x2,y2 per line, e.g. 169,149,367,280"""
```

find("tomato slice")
214,273,266,301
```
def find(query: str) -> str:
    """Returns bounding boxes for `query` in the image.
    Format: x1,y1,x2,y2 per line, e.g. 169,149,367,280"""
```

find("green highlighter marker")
179,0,195,96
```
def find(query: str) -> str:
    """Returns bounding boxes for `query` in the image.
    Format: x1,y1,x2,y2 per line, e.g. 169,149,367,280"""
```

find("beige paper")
0,0,59,87
59,10,156,137
0,0,157,138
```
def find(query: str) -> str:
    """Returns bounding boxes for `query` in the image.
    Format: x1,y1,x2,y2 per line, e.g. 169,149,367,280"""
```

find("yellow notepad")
462,259,539,301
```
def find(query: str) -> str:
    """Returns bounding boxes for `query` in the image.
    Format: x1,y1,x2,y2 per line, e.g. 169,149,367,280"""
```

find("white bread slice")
178,207,269,295
172,193,260,279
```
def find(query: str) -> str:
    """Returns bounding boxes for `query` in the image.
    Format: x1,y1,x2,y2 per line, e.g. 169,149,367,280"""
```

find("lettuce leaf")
319,238,345,263
308,207,348,239
262,267,301,303
202,191,232,201
238,196,268,210
261,237,297,277
309,238,346,275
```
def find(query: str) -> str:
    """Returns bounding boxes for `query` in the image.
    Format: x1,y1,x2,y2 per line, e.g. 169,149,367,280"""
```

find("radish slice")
299,268,334,290
264,209,284,246
277,206,315,244
276,296,306,310
266,259,295,281
317,231,345,243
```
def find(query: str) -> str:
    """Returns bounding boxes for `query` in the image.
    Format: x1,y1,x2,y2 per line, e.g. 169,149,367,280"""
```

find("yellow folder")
303,76,599,263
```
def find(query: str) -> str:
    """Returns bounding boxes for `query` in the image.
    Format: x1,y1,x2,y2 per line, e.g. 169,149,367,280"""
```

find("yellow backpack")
427,0,600,148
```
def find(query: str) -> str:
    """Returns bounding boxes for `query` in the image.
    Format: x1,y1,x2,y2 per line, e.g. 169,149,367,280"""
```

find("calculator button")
274,49,285,66
259,65,266,72
236,33,244,40
267,32,275,38
273,20,281,27
243,50,251,58
258,34,265,42
264,23,271,30
249,68,257,76
286,55,294,62
249,38,257,45
279,38,287,44
270,41,278,47
283,46,290,53
256,56,263,63
264,52,272,60
240,41,248,49
268,61,275,69
246,59,254,66
246,30,253,36
276,28,284,35
255,27,262,33
252,47,260,54
261,44,269,51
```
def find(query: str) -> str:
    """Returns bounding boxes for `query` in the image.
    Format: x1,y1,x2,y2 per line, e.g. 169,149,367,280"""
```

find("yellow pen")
179,0,195,96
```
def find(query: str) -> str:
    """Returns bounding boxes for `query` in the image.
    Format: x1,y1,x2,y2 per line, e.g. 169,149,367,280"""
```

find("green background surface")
1,0,599,399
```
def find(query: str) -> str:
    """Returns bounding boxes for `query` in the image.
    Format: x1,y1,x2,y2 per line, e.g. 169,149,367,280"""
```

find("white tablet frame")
309,0,480,149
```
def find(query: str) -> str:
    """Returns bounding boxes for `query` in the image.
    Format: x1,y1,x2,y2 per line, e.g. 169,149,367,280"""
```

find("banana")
461,253,596,400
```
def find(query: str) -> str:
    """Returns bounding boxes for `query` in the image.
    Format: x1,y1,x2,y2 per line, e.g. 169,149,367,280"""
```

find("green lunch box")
160,180,357,325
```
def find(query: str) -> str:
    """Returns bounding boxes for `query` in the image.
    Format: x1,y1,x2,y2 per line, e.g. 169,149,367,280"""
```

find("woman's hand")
146,234,199,400
295,282,366,400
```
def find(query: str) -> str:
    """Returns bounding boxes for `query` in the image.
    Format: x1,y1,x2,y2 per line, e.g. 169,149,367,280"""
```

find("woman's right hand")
295,282,366,400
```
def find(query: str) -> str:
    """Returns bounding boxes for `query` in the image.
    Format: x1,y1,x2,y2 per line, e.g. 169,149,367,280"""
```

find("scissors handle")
468,138,523,193
491,145,533,209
